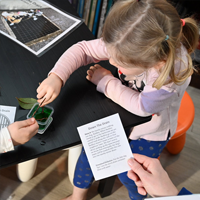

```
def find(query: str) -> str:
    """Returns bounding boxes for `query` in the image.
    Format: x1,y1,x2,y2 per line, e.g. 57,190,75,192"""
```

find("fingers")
133,153,161,174
127,166,147,196
26,118,37,125
87,64,101,73
9,119,39,145
37,89,54,106
23,118,39,134
36,75,62,106
94,64,101,68
132,154,151,164
128,158,148,180
36,87,46,99
36,81,44,95
87,69,94,76
86,66,95,81
16,118,36,128
89,66,97,73
37,86,48,106
137,187,147,196
86,75,92,81
127,170,144,188
127,169,140,182
37,91,52,106
27,120,39,137
86,64,103,80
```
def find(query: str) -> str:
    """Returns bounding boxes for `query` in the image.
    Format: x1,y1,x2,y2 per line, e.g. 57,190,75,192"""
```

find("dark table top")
0,0,151,168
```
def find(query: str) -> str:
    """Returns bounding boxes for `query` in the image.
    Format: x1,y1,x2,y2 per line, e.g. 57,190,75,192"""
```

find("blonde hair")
102,0,199,89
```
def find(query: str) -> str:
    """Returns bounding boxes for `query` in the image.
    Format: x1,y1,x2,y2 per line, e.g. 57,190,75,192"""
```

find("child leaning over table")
36,0,199,199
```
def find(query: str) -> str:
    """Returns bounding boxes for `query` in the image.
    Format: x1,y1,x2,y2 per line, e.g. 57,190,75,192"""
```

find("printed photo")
0,0,82,56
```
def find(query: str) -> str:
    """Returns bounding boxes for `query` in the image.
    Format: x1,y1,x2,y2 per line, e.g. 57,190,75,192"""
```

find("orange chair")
166,91,195,155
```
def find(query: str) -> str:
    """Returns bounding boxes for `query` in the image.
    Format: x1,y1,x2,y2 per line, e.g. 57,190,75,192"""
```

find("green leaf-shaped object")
16,97,37,109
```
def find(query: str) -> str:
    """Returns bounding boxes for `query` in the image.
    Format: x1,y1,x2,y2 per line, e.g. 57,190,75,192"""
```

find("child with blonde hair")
37,0,199,199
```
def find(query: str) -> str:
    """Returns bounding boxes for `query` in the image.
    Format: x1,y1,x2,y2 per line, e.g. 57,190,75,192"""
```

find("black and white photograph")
0,0,82,56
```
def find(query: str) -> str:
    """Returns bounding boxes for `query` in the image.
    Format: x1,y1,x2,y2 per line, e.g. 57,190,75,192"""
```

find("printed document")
77,113,133,180
0,105,16,130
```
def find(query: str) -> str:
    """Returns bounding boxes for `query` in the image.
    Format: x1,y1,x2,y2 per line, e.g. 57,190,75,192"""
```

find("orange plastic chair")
166,91,195,154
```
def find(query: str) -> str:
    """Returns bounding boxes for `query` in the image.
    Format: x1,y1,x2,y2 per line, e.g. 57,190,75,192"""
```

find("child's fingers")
15,118,35,128
28,125,39,138
86,69,94,81
87,69,94,76
51,94,58,102
39,93,56,106
36,83,43,93
37,88,46,99
36,86,41,93
89,66,97,72
86,75,92,81
40,93,52,105
25,118,37,126
94,64,101,68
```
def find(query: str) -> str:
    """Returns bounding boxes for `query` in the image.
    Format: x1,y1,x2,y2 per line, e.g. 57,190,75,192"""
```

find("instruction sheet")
77,113,133,180
0,105,16,130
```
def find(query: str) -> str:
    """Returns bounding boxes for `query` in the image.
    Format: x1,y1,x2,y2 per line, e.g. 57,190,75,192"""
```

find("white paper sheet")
77,113,133,180
145,195,200,200
0,105,16,130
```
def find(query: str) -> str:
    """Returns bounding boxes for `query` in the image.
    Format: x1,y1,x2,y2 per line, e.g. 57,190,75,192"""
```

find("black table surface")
0,0,151,168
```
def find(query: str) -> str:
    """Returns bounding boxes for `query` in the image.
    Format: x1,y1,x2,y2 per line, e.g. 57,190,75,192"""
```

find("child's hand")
86,64,112,85
37,73,63,106
8,118,39,146
127,154,179,197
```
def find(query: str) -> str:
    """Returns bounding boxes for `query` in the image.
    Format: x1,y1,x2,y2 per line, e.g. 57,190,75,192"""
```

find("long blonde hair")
102,0,199,89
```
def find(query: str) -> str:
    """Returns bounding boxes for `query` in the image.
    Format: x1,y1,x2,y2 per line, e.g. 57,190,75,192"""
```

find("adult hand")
8,118,39,146
127,154,179,197
86,64,112,85
37,73,63,106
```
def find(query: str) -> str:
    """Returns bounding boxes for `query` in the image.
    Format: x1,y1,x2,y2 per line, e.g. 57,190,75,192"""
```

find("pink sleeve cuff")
0,127,14,153
97,75,116,94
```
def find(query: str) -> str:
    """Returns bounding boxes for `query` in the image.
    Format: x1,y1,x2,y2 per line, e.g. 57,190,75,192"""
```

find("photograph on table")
0,0,82,56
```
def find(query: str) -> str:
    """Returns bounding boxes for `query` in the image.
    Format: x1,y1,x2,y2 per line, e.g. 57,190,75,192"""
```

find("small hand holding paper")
127,154,179,198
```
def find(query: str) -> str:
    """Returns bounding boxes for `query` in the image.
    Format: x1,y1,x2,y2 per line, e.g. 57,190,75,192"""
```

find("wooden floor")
0,86,199,200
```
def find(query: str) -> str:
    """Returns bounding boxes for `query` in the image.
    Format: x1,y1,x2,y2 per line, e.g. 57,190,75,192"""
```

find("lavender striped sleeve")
140,89,177,113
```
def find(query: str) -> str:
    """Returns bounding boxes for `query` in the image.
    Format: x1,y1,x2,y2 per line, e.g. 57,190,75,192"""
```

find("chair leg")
98,176,116,198
16,158,38,182
166,132,186,155
68,145,82,185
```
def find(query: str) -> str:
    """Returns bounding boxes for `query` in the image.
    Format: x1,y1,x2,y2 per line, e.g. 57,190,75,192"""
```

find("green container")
27,103,54,134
